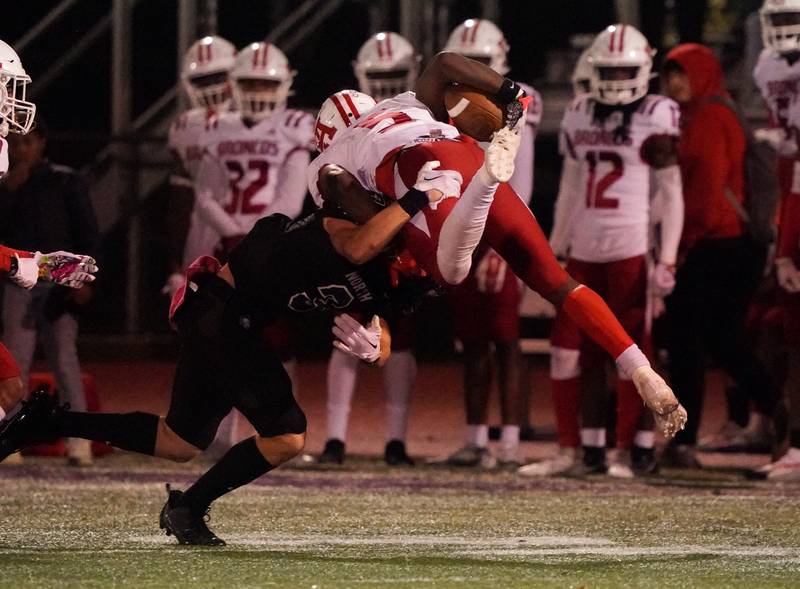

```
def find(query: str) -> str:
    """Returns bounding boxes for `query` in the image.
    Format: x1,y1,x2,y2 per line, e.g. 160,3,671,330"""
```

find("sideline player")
321,32,421,466
310,52,687,438
0,160,458,544
0,40,98,437
441,18,542,467
519,25,683,478
165,36,236,294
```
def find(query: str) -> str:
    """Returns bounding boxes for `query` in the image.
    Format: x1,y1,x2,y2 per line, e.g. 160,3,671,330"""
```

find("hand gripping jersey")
201,108,315,234
307,91,460,202
559,94,680,263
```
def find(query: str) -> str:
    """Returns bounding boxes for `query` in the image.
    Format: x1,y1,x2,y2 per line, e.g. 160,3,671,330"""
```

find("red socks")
562,286,634,359
552,377,581,448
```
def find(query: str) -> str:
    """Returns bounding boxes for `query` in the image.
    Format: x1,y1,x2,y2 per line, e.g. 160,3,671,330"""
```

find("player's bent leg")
0,376,24,418
155,419,202,463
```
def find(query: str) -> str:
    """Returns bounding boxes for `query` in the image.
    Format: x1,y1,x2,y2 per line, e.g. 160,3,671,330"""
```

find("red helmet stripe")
262,44,269,67
618,25,626,52
197,43,205,63
252,47,259,67
330,94,352,127
609,30,615,52
342,92,361,118
471,20,481,43
386,33,393,58
206,42,212,62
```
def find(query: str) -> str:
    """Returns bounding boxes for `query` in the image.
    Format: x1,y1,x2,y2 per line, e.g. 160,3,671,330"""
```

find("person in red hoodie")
660,43,781,466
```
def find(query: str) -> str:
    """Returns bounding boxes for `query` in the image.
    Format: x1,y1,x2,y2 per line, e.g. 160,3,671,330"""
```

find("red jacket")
666,44,746,251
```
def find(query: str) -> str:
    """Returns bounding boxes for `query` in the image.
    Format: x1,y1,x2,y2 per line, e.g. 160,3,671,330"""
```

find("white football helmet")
0,40,35,137
586,24,654,105
314,90,376,152
231,42,294,122
761,0,800,54
353,32,420,100
181,36,236,109
444,19,509,75
571,47,593,97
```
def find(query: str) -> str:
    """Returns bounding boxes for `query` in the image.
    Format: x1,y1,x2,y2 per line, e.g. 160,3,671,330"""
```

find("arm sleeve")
194,153,244,238
63,172,100,258
548,155,583,258
272,148,311,220
651,165,684,265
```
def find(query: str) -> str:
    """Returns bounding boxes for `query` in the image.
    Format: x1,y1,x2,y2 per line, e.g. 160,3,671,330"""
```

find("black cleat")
0,386,62,462
384,439,414,466
632,445,659,475
159,484,226,546
582,446,608,474
318,438,345,464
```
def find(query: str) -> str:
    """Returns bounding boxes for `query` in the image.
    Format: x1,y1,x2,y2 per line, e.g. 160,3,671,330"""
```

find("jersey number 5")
585,150,622,209
225,160,269,215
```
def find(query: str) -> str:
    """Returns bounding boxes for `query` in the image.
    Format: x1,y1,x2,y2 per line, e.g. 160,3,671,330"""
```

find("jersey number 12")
585,150,622,209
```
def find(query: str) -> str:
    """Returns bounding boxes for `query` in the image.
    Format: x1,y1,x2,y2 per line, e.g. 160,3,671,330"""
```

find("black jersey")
227,213,395,326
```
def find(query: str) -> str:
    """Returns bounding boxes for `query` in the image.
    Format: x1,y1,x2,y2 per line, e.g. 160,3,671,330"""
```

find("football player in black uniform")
0,162,459,546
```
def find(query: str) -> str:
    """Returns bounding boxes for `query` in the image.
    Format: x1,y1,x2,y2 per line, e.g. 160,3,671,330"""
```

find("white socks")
499,425,520,461
383,350,416,441
326,348,360,441
466,424,489,448
634,430,655,449
436,167,499,285
581,427,606,448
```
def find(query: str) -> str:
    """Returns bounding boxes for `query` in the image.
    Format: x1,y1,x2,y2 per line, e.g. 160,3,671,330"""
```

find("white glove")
650,262,676,298
39,251,98,289
474,249,508,294
776,257,800,293
162,272,185,297
9,252,42,290
753,127,797,157
332,314,382,364
413,160,463,210
631,365,688,439
484,127,521,183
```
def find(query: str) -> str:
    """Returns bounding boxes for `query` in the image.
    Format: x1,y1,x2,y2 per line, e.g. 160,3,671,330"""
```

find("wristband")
8,255,18,277
397,188,429,217
497,78,522,105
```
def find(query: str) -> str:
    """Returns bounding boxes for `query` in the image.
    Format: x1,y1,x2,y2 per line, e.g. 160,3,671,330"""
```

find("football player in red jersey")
311,50,687,441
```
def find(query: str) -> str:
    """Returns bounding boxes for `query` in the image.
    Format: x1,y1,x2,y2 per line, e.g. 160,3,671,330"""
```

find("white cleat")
607,449,635,479
631,365,687,439
767,447,800,481
517,447,577,477
483,127,521,183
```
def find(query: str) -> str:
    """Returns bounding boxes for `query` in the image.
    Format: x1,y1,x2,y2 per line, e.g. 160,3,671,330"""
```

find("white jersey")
559,94,680,263
753,48,800,132
201,108,314,230
0,137,7,178
168,107,214,179
308,91,460,203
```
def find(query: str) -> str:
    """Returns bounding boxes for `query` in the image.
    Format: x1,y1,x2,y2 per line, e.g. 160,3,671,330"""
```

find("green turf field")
1,456,799,588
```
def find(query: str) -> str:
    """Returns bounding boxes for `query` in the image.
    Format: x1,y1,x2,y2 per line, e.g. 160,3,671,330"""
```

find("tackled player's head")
318,164,387,225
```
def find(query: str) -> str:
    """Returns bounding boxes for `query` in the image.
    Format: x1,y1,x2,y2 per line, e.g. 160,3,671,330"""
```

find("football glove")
9,252,42,290
39,251,98,288
162,272,185,297
776,257,800,293
332,314,382,364
412,160,463,209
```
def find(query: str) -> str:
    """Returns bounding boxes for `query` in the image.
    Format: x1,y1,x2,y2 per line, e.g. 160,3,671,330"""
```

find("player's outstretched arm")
415,52,511,122
321,163,461,265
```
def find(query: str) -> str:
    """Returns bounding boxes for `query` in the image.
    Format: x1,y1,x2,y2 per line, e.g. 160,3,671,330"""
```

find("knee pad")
550,346,581,380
